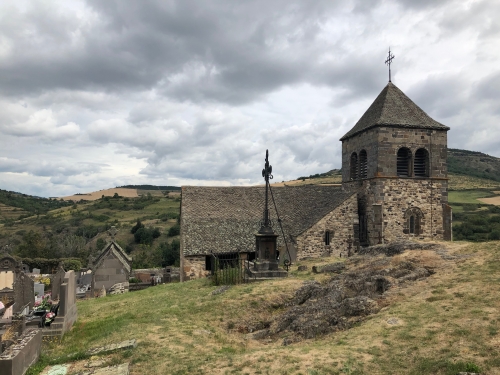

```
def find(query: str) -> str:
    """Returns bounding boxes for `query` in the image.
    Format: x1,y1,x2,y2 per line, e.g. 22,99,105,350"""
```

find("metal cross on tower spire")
385,47,395,82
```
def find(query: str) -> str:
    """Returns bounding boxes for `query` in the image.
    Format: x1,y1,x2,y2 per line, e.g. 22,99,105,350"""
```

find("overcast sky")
0,0,499,197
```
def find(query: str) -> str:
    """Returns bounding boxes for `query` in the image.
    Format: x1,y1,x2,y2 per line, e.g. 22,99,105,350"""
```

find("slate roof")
340,82,450,141
181,185,356,256
93,241,132,273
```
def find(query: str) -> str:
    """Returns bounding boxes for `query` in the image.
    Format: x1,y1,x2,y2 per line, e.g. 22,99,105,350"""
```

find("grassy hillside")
31,241,500,375
0,191,181,269
448,148,500,182
0,189,72,220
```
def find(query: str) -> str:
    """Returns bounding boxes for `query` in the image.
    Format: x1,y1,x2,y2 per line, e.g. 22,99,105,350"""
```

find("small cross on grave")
385,47,395,82
108,226,119,241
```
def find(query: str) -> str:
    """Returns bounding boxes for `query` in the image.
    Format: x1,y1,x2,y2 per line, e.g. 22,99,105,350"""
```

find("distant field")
60,188,139,201
448,190,497,204
479,196,500,206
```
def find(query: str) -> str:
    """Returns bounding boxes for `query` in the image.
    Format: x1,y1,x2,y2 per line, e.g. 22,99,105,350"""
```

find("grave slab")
86,340,137,356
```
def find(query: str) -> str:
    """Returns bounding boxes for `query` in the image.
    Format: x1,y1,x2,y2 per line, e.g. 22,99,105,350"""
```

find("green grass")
30,241,500,374
448,189,496,204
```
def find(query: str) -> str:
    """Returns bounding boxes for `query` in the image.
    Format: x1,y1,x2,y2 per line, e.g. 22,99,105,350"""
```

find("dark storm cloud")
0,0,376,105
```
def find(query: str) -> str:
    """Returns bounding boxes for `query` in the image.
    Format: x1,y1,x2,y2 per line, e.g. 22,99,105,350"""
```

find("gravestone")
32,269,40,275
51,264,66,301
0,254,34,313
33,283,44,299
13,272,34,314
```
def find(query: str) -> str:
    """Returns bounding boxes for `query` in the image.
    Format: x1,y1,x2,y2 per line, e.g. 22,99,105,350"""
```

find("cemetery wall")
295,193,358,259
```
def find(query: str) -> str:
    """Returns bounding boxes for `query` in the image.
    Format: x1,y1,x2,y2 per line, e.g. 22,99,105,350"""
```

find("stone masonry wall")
376,128,447,178
345,178,448,245
296,193,358,259
182,256,209,281
342,127,379,181
342,127,448,181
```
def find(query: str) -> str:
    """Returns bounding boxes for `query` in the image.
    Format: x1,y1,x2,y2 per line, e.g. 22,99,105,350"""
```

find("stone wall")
342,127,448,181
295,193,358,259
342,127,379,181
182,256,209,281
345,177,449,245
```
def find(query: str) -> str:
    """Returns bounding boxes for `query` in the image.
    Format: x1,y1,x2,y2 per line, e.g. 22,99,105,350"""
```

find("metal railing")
210,253,252,285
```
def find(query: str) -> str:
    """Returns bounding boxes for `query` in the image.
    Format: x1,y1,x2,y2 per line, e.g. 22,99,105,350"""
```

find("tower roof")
340,82,450,141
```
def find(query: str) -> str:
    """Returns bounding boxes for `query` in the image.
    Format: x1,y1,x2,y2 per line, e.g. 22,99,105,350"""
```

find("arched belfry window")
350,152,358,180
359,150,368,179
397,147,412,177
414,148,429,177
404,207,424,235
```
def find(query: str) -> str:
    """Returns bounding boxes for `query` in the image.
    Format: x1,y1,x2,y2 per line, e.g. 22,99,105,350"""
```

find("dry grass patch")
60,188,139,201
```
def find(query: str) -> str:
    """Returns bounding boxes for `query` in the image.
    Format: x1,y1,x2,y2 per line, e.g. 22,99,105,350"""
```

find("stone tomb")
0,254,34,314
91,240,131,296
45,270,78,337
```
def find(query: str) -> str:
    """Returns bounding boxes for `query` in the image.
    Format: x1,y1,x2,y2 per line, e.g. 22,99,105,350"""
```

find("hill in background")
448,148,500,182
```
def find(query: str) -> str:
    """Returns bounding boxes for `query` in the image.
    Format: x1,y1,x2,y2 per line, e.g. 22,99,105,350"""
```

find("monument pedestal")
247,260,287,280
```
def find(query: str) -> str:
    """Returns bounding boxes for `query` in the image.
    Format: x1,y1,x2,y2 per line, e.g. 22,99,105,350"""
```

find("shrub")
168,224,180,237
131,219,144,234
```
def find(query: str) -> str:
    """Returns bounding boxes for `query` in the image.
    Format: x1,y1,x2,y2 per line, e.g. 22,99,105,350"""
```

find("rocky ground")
244,241,465,345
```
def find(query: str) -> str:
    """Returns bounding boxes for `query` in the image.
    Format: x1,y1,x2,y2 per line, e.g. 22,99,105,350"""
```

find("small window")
414,148,429,177
350,152,358,180
397,147,412,177
409,216,415,234
404,207,424,235
359,150,368,179
325,231,331,246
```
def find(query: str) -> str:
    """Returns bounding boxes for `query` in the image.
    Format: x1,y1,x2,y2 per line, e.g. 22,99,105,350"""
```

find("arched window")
404,207,424,235
409,216,415,234
350,152,358,180
397,147,412,177
359,150,368,179
414,148,429,177
325,230,331,246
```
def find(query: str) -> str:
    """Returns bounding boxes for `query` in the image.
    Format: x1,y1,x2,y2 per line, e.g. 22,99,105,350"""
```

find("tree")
131,219,144,234
158,239,180,267
16,231,50,258
96,237,107,252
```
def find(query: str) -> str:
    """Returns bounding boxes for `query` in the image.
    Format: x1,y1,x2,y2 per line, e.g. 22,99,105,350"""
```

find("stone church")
179,81,452,281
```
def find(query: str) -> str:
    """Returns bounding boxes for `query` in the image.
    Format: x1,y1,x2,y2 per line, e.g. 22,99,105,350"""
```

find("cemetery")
0,254,77,375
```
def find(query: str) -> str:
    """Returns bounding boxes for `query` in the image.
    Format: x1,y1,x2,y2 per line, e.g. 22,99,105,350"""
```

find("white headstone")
34,282,45,298
32,268,41,275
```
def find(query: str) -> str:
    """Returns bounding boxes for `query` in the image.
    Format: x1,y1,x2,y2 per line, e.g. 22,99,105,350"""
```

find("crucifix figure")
385,47,395,82
108,226,119,240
